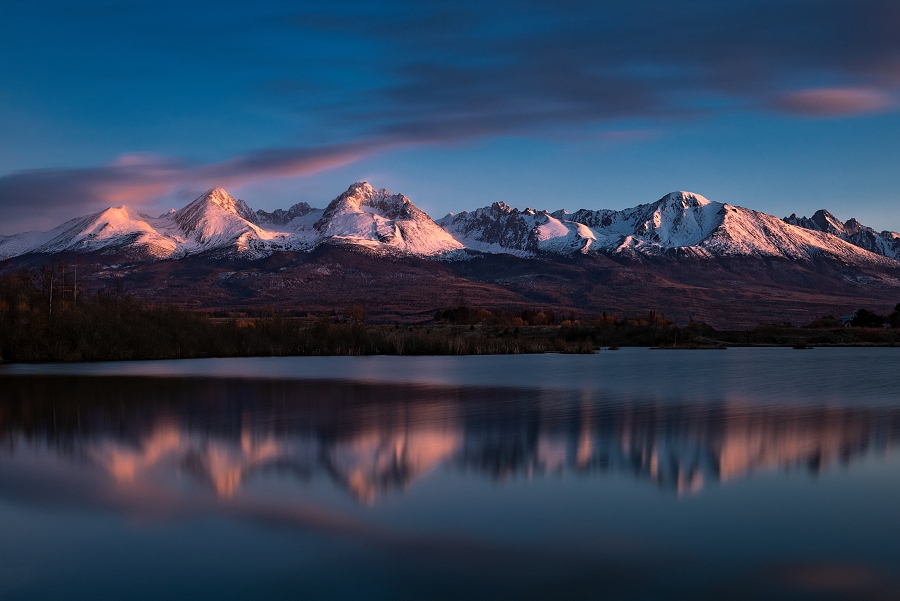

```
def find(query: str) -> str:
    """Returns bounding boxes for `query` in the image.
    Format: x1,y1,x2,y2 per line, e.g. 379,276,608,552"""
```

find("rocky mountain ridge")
784,209,900,260
1,183,898,269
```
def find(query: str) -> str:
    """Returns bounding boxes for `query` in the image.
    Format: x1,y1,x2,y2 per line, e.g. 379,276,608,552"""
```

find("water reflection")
2,375,898,504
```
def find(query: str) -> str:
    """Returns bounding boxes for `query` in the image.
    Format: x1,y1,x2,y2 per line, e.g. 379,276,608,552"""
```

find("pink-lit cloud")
0,142,391,234
774,87,894,117
6,1,900,234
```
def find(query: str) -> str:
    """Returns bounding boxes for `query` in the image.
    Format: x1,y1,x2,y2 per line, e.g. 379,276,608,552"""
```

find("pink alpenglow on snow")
1,184,899,268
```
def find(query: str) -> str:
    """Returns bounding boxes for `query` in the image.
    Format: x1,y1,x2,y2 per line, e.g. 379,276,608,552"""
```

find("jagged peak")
813,208,838,219
315,182,434,232
812,209,844,231
349,180,375,192
200,187,239,210
338,181,391,203
179,188,258,224
784,209,900,259
4,184,899,264
786,210,879,238
843,217,865,234
785,209,846,235
443,200,547,222
255,201,316,225
172,188,260,235
330,181,403,208
658,191,713,208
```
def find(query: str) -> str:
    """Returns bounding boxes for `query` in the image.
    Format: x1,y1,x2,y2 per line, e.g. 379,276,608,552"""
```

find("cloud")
5,0,900,232
773,87,894,116
0,142,389,234
270,0,900,137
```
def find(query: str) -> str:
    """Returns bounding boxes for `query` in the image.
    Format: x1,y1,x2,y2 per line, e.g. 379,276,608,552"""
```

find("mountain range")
2,181,899,327
2,181,898,266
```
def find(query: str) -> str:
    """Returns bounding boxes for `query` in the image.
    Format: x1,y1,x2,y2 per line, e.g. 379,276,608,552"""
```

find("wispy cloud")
4,0,900,232
0,142,389,234
275,0,900,138
773,88,894,117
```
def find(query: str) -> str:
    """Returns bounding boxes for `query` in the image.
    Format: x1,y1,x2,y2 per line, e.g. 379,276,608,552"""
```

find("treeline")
436,303,900,348
848,306,900,328
0,267,258,361
3,264,900,363
436,306,562,326
804,307,900,329
437,306,713,347
0,268,595,362
435,306,668,328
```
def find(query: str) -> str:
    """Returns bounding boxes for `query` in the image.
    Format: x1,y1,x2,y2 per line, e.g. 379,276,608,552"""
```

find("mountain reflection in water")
2,375,898,504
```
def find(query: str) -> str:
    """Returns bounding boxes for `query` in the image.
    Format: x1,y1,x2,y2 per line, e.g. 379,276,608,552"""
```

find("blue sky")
1,0,900,234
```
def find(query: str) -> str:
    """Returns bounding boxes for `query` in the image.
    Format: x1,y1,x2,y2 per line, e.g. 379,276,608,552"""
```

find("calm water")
1,348,899,600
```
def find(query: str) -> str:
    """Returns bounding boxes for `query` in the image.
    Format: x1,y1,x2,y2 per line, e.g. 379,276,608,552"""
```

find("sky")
1,0,900,234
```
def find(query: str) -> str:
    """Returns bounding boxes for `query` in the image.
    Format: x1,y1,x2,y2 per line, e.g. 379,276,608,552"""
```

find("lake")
1,348,899,600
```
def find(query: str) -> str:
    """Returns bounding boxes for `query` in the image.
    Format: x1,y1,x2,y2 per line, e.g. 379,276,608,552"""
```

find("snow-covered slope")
0,188,296,260
554,192,722,252
784,209,900,260
0,206,178,259
313,182,463,255
438,202,595,256
554,191,889,263
0,183,460,260
1,186,898,268
441,192,733,258
169,188,295,257
443,191,896,265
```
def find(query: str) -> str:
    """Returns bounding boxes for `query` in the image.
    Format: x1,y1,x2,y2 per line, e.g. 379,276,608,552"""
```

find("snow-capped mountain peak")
207,187,256,219
552,191,724,253
440,192,725,257
312,182,463,255
174,188,258,232
317,181,415,222
0,205,178,259
660,191,713,208
2,183,899,266
442,190,900,264
164,188,293,257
